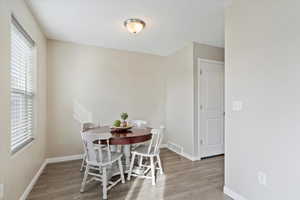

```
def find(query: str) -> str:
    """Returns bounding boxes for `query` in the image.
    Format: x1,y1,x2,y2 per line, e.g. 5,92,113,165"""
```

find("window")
10,15,35,154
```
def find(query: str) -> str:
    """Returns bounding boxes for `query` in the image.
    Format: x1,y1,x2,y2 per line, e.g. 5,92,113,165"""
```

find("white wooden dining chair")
80,131,125,200
80,122,95,172
127,126,164,185
130,120,148,150
80,123,109,172
130,120,148,128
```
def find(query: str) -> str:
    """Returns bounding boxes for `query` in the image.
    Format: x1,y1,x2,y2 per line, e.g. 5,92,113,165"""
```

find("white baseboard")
160,144,168,148
180,152,197,161
223,186,248,200
165,144,197,161
46,154,83,164
19,160,47,200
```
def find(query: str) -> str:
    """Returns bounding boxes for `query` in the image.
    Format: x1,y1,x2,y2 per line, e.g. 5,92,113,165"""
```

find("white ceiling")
26,0,225,56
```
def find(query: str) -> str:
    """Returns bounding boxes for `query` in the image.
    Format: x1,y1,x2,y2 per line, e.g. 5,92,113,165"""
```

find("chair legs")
102,167,108,200
80,153,86,172
150,156,156,186
127,153,136,181
139,155,143,167
81,159,125,199
118,158,125,183
128,154,163,186
80,165,89,193
156,155,164,175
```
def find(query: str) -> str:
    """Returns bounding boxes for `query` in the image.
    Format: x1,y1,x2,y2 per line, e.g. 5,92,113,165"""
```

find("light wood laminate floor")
27,149,231,200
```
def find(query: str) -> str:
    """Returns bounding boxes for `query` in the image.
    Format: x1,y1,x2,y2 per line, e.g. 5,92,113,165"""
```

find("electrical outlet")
0,184,4,199
258,171,267,186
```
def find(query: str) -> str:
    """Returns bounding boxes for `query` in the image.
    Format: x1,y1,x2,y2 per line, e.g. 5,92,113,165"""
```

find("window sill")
10,138,35,158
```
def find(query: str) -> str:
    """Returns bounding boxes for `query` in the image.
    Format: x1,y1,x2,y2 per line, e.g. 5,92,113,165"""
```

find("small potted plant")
120,112,128,127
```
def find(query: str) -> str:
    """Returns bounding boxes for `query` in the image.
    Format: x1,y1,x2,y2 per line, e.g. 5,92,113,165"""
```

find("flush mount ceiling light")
124,18,146,34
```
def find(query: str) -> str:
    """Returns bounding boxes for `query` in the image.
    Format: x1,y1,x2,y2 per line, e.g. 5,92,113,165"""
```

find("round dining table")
89,127,152,169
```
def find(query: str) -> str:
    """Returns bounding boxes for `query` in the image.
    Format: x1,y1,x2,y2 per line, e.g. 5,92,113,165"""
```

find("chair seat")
132,144,158,156
87,151,123,166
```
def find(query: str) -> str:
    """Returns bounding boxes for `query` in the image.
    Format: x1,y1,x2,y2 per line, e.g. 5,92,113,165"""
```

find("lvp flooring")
27,149,232,200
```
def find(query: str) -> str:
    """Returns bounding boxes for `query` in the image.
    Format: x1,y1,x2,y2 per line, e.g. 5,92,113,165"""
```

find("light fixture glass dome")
124,19,146,34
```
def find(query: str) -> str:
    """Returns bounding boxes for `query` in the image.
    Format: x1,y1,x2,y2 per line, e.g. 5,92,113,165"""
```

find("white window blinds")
10,16,35,153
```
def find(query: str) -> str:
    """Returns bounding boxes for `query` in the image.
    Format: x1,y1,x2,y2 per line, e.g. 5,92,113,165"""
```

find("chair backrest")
147,126,165,155
80,122,96,157
81,122,96,132
81,132,112,164
80,123,112,164
130,120,148,128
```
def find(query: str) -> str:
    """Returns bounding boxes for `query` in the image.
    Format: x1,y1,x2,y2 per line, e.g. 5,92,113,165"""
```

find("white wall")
0,0,47,199
165,44,195,156
165,43,224,157
47,40,224,159
47,40,166,158
225,0,300,199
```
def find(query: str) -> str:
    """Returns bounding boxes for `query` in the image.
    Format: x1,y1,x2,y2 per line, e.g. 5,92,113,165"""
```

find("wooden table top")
87,127,152,145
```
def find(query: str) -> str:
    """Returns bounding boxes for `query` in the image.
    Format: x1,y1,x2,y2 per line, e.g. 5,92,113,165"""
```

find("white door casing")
198,59,224,159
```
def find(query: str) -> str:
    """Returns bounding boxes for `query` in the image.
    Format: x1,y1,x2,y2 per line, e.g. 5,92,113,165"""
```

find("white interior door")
198,59,224,158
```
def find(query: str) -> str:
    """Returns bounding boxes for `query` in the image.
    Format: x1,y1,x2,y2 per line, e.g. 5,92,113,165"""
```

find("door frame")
197,58,225,159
